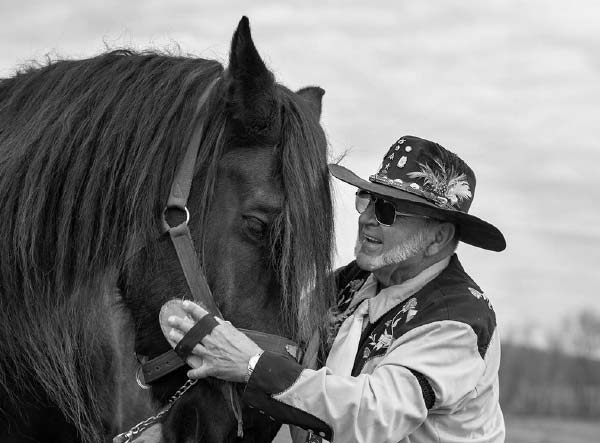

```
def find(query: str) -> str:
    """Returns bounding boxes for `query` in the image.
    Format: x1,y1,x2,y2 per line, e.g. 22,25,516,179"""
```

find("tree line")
500,310,600,417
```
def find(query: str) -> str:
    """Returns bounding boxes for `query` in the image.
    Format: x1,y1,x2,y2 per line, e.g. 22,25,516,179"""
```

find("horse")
0,17,335,443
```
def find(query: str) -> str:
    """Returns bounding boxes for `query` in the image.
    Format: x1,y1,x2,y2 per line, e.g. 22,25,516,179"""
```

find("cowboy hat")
329,135,506,251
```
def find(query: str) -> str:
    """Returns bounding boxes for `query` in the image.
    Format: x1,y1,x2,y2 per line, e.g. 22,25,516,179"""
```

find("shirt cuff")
243,351,333,440
246,350,303,393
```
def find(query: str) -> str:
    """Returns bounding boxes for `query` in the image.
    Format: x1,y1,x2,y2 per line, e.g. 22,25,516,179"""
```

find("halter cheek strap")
139,76,221,383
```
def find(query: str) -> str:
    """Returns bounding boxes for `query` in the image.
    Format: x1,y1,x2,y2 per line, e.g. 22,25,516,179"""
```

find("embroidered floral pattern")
405,309,418,322
375,332,393,350
468,287,482,298
354,297,420,372
469,287,493,311
326,277,369,348
348,279,365,292
401,298,417,314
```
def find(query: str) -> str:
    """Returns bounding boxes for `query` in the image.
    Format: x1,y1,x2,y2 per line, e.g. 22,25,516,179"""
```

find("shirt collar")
369,256,451,323
348,256,452,324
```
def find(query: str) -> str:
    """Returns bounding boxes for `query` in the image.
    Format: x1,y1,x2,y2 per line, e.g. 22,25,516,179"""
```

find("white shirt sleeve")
269,320,484,442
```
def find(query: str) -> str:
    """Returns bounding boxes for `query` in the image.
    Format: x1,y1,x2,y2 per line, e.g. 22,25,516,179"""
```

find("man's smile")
363,232,382,244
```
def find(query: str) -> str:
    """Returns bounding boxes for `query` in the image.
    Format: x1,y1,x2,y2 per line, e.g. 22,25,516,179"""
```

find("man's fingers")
168,329,185,345
168,329,208,354
187,366,211,379
169,328,206,357
168,329,209,371
167,315,194,333
186,354,203,369
182,300,209,321
191,342,208,357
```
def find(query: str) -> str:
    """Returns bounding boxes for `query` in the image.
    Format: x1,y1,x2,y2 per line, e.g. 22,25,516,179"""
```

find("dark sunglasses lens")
374,199,396,225
355,191,371,214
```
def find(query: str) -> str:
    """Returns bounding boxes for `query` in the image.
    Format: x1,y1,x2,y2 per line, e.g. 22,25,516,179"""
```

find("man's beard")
354,227,430,271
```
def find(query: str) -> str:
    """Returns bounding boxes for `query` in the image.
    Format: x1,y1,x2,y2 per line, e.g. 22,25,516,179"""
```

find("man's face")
354,194,433,272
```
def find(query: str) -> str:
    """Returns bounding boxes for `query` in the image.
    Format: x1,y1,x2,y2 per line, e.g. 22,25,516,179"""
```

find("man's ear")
426,222,456,256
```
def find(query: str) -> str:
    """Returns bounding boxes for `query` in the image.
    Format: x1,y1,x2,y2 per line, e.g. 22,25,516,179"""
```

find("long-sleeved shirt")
243,255,505,443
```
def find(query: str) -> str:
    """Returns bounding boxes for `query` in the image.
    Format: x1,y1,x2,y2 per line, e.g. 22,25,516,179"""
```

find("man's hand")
167,301,263,383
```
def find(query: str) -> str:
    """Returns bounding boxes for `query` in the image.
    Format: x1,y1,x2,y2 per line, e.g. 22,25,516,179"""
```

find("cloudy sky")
1,0,598,340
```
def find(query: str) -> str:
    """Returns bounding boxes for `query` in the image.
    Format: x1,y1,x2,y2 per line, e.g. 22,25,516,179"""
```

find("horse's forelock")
0,51,224,442
274,88,335,345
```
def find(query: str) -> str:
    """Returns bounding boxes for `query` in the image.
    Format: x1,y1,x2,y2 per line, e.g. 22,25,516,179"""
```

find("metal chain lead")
113,378,198,443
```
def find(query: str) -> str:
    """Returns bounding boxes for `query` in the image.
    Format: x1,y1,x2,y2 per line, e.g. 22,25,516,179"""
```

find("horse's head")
121,17,334,442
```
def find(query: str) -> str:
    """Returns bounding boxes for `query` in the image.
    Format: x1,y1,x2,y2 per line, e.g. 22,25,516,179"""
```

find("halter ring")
136,365,151,390
161,205,190,232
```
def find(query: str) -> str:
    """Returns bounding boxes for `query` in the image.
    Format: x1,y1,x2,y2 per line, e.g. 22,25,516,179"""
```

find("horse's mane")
274,88,334,342
0,50,223,439
0,50,333,441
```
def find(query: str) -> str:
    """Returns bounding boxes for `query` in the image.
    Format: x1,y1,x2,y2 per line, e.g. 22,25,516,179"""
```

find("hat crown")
370,136,476,213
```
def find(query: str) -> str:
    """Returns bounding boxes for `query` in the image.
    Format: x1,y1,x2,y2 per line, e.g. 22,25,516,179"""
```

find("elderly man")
166,135,506,442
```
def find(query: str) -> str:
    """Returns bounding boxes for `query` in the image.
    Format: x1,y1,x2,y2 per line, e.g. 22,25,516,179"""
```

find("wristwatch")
246,351,264,383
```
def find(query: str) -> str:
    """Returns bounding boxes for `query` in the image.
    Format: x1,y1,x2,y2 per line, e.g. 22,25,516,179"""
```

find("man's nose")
358,200,378,226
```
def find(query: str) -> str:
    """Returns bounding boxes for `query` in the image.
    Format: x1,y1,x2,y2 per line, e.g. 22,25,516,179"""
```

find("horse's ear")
296,87,325,120
225,16,279,142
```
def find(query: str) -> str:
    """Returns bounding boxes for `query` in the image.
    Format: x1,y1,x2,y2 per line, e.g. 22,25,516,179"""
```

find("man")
166,135,506,442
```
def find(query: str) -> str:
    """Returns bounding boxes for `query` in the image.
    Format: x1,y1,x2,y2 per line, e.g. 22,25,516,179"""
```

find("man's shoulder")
412,255,497,358
429,254,494,318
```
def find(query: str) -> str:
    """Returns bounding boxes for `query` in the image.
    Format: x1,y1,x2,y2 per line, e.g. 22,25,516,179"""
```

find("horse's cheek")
208,230,270,314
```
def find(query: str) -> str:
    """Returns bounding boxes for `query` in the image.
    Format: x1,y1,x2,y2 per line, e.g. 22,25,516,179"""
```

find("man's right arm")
243,317,488,442
242,347,430,442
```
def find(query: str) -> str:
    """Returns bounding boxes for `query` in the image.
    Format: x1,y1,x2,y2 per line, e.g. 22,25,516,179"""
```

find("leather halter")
140,76,298,384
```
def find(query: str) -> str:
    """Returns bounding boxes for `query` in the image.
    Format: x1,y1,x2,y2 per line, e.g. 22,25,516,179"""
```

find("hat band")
369,173,455,210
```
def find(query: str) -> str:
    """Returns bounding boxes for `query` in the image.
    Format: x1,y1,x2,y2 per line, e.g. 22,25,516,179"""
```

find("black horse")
0,17,334,443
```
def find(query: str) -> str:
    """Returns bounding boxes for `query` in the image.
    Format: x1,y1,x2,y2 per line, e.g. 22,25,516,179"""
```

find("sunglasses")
355,190,429,226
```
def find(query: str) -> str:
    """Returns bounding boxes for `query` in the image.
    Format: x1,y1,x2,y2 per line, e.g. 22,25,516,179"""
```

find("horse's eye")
242,216,268,241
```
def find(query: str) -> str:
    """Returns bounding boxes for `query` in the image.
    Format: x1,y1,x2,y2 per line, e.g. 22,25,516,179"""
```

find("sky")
1,0,598,342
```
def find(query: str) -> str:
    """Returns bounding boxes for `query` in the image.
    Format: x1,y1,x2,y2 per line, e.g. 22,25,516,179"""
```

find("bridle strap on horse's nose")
140,76,300,385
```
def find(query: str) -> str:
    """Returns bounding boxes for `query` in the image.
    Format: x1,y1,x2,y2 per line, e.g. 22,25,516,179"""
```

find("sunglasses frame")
355,190,430,226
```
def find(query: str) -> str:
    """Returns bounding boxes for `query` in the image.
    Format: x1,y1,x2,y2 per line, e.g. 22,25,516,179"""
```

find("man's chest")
351,295,421,375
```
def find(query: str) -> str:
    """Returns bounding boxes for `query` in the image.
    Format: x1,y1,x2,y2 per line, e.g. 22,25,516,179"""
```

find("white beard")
354,227,430,271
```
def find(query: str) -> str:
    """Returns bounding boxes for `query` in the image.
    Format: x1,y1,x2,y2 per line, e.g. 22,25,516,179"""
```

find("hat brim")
329,163,506,252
